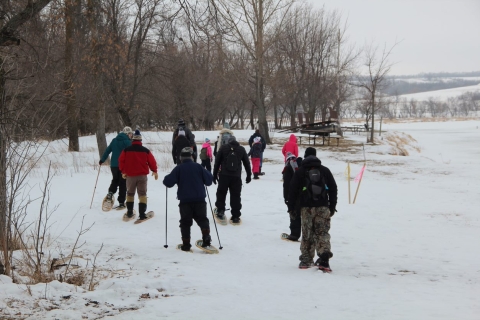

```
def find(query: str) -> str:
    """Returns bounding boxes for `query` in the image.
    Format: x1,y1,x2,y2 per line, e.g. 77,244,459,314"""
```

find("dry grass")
382,132,421,156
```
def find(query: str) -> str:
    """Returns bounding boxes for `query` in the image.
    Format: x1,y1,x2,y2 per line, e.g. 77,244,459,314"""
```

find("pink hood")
201,142,213,159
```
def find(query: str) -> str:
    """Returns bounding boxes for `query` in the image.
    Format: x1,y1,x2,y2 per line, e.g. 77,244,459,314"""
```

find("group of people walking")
99,120,338,271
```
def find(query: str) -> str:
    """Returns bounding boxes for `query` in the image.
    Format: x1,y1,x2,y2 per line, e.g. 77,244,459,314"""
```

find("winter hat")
123,126,133,135
253,137,261,144
180,147,193,161
228,136,236,143
286,152,295,161
178,129,185,136
304,147,316,158
178,119,185,126
133,129,142,141
205,138,210,143
223,122,230,129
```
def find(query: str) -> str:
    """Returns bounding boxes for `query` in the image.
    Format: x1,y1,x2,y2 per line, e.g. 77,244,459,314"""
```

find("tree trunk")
370,92,375,143
87,0,108,160
0,57,9,275
65,0,79,151
255,0,271,143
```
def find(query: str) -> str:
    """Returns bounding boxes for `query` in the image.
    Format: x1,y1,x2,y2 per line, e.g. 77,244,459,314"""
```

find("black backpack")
225,147,239,172
200,147,208,160
304,167,327,201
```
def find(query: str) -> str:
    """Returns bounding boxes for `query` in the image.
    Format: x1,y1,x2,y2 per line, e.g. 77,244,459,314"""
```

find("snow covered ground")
1,120,480,319
399,84,480,101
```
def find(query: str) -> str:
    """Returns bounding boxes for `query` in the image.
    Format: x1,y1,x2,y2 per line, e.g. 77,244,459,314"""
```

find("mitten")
99,160,103,165
246,176,251,184
330,207,336,217
122,173,127,179
152,172,158,180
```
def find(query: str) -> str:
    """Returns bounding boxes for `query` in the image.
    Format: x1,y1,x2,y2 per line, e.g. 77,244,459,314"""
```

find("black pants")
109,167,126,204
215,175,243,219
201,159,211,172
179,202,210,239
287,202,302,238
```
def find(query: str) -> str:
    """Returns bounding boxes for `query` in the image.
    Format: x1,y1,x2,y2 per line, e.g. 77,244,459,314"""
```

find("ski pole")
205,186,223,249
164,186,168,248
90,164,101,209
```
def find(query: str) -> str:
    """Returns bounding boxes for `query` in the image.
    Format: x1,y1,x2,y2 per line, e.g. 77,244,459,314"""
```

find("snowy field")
1,120,480,319
399,84,480,101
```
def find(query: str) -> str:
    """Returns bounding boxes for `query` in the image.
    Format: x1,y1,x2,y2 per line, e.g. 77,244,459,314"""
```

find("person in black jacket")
288,147,338,271
212,136,252,224
163,147,214,251
172,119,195,146
172,130,192,165
282,152,303,241
248,129,266,175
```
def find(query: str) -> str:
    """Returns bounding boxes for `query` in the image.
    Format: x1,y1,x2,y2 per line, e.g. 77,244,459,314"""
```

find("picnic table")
299,129,341,146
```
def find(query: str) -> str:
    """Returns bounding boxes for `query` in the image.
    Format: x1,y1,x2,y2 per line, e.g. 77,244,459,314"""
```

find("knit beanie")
205,138,210,143
180,147,193,161
223,122,230,129
178,119,185,126
304,147,316,157
133,129,142,141
286,152,295,161
253,137,261,144
123,126,133,135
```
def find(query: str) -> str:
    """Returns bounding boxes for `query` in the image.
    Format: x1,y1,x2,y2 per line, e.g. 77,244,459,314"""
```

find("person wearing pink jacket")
282,134,299,161
199,138,213,172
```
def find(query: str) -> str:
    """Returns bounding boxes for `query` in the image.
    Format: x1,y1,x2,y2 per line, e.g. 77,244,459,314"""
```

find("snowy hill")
1,121,479,319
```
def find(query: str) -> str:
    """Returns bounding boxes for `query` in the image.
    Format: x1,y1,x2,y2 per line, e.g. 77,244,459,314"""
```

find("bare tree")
216,0,294,143
355,42,397,142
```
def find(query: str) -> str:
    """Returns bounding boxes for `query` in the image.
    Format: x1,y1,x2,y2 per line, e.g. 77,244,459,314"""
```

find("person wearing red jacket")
282,134,299,161
119,130,158,221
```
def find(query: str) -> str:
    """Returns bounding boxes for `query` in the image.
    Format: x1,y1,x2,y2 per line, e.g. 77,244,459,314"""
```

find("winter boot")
106,192,114,201
315,252,333,272
126,202,134,218
259,166,265,175
231,217,241,224
298,261,312,269
201,229,212,247
215,209,225,219
253,173,259,180
287,234,299,241
116,203,126,210
138,203,147,220
181,237,191,251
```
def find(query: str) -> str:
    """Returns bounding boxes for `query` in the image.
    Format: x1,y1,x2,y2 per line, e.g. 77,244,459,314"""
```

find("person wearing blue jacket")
99,126,133,209
163,147,214,251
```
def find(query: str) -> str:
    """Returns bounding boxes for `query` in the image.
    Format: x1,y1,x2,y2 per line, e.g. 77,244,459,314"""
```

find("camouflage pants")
299,207,331,263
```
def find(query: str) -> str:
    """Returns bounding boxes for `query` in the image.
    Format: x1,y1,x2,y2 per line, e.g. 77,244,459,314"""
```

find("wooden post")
348,163,351,204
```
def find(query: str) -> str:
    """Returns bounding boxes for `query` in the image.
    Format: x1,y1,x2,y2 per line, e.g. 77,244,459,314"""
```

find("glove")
99,160,103,165
152,172,158,180
288,211,296,220
246,176,251,184
330,207,336,217
173,158,177,165
213,177,217,185
122,173,127,179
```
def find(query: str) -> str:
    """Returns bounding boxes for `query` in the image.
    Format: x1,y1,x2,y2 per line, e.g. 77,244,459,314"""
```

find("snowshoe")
176,244,193,253
102,193,115,212
195,240,219,254
280,233,299,242
134,211,154,224
113,203,126,210
122,209,137,222
229,217,242,226
315,253,333,273
213,208,228,226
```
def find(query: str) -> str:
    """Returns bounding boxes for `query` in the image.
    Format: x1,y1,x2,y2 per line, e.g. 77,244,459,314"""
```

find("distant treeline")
382,78,480,96
390,71,480,79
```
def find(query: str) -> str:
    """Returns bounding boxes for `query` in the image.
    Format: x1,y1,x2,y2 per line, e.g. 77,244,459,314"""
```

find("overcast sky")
307,0,480,76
